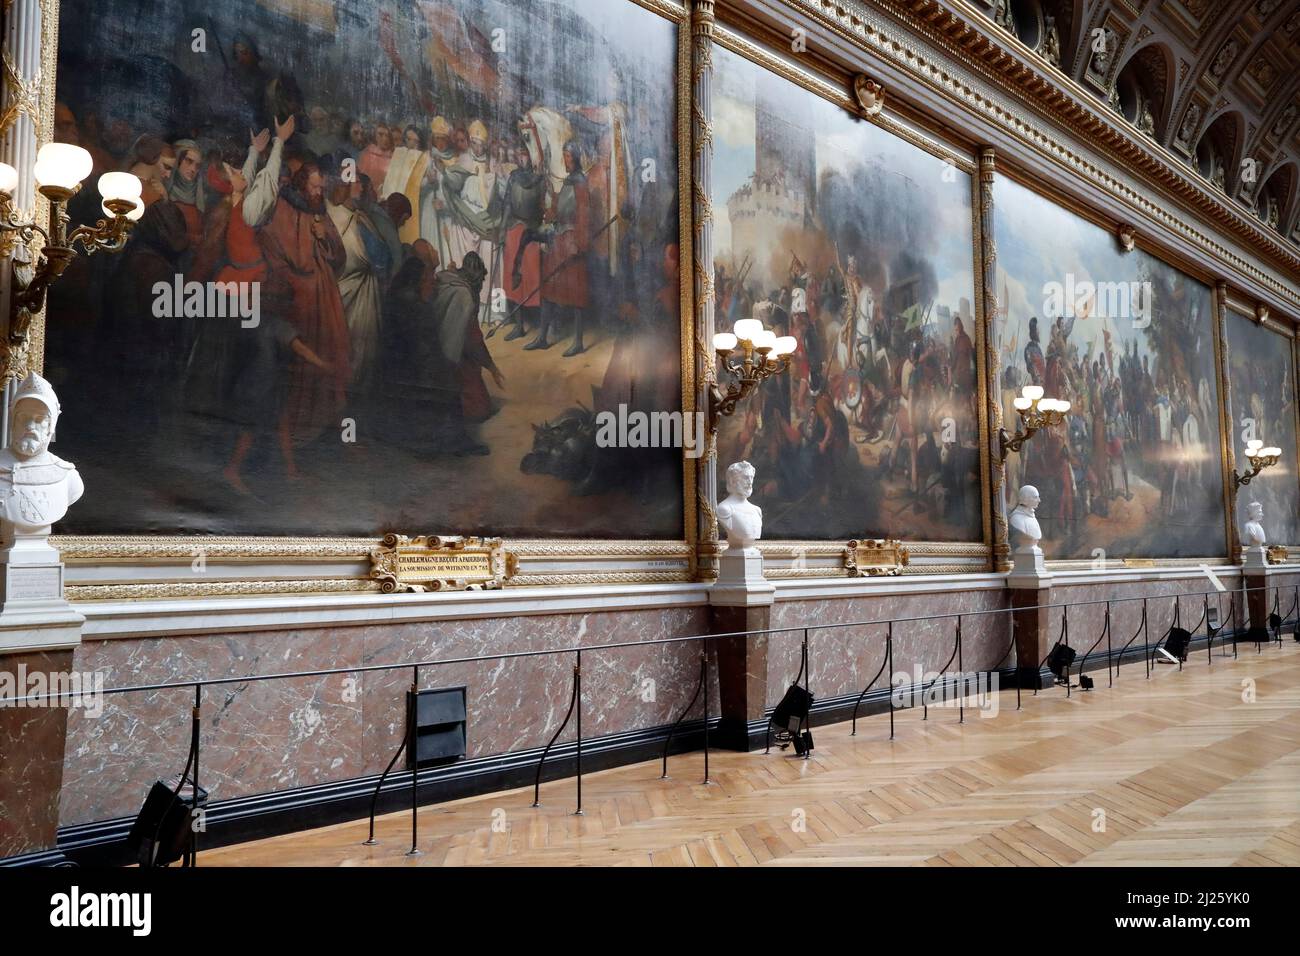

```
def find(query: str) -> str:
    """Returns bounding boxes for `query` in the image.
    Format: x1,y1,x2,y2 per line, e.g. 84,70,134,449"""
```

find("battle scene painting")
994,176,1226,560
712,46,983,542
45,0,683,538
1225,314,1298,547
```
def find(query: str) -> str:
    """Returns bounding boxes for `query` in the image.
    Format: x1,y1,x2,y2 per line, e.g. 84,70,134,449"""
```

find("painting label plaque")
369,535,514,593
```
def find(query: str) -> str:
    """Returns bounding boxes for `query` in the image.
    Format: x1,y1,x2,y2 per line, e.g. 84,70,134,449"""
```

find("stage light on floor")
1079,673,1094,691
1047,642,1076,685
1164,626,1191,662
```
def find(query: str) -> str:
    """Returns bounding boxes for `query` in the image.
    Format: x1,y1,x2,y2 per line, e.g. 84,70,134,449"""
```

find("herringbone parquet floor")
202,640,1300,867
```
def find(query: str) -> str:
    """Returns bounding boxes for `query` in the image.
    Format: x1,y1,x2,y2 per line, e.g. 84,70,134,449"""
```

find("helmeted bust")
1243,501,1266,548
716,460,762,551
0,372,84,536
1008,484,1042,553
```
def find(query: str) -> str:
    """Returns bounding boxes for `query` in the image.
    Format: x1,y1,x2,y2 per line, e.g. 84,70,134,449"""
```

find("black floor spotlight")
1157,626,1191,664
1047,642,1076,687
1079,672,1094,691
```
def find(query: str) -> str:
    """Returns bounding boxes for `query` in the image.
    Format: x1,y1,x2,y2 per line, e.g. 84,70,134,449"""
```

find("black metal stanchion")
1143,598,1151,679
801,631,811,760
925,618,962,717
533,660,579,808
851,624,890,737
661,648,705,780
574,649,583,815
888,622,895,738
957,616,964,724
188,684,201,867
702,642,710,785
407,665,420,856
1106,601,1113,688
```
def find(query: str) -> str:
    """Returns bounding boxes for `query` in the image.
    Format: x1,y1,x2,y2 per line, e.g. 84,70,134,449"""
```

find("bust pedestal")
1242,546,1269,572
1007,544,1053,591
0,530,83,860
0,527,84,654
709,544,775,752
710,545,775,607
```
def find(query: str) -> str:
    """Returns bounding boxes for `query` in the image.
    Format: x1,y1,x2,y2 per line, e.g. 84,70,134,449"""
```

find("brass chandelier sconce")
998,384,1070,463
709,317,797,431
0,144,143,373
1233,439,1282,488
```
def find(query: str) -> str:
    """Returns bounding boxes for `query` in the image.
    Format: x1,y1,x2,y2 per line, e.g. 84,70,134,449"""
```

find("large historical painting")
1226,315,1299,546
994,176,1226,560
46,0,683,538
712,46,983,541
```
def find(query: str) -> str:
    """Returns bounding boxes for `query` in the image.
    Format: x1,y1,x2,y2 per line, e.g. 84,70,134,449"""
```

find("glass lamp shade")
1057,400,1071,413
102,199,144,222
98,171,143,203
753,329,777,350
1021,384,1044,402
772,335,797,356
733,318,762,342
1013,396,1032,411
1264,447,1282,458
1246,439,1263,451
713,332,738,352
0,162,18,196
33,142,93,192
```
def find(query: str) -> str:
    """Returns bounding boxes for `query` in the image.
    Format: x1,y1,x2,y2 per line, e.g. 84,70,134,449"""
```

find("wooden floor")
202,641,1300,867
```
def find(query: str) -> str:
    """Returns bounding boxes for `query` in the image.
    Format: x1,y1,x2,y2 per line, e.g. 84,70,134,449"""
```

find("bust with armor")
0,372,84,537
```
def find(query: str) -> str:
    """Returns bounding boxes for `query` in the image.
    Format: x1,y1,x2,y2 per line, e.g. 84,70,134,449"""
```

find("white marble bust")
0,372,84,537
716,460,762,551
1243,501,1266,548
1008,484,1043,553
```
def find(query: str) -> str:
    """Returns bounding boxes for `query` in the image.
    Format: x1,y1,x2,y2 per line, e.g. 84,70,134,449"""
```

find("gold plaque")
368,534,515,593
844,539,909,576
1122,558,1156,568
1266,545,1289,565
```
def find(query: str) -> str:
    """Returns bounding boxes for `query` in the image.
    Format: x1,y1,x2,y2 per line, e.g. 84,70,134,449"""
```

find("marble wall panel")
60,605,708,827
766,588,1010,707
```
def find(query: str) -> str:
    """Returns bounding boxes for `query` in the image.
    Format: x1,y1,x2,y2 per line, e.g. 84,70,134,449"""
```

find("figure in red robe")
258,161,350,474
527,140,590,357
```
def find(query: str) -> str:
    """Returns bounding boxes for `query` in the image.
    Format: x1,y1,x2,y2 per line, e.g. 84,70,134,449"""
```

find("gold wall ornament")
368,534,516,593
1266,545,1289,565
851,73,884,115
843,538,910,576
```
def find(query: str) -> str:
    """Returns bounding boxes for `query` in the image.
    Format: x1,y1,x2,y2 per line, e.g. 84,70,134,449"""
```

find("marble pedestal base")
709,546,775,750
1010,585,1056,689
1244,567,1270,638
1007,546,1053,591
0,531,83,654
0,533,83,859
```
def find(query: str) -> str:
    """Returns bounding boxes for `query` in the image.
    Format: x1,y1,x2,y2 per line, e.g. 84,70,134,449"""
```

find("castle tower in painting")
725,70,817,289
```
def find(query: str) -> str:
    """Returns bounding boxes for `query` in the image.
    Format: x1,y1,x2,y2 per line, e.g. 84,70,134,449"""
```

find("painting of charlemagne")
45,0,683,538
